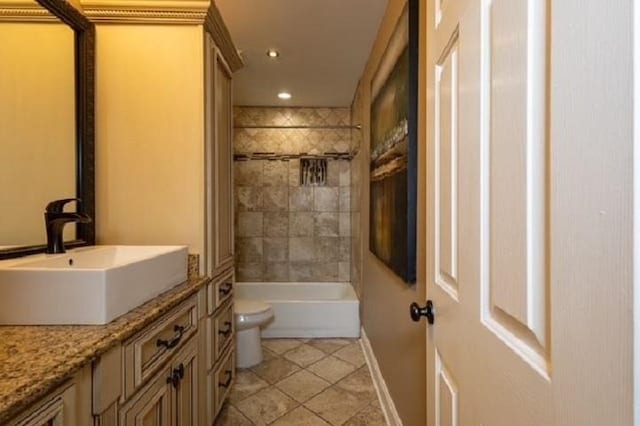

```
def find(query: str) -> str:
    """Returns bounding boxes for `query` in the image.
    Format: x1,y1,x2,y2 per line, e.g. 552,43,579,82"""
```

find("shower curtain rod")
234,124,362,130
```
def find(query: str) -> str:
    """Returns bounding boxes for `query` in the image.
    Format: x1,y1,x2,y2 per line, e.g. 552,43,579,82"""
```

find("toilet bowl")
234,299,274,368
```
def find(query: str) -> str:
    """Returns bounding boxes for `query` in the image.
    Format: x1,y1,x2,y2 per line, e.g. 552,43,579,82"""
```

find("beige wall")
0,22,76,246
351,0,426,424
95,25,206,259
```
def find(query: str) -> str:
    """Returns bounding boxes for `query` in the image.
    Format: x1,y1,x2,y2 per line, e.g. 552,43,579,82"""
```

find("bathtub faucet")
45,198,92,254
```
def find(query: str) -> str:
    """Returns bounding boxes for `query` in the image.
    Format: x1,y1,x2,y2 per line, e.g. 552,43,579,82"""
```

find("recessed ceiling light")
266,49,280,58
278,92,292,100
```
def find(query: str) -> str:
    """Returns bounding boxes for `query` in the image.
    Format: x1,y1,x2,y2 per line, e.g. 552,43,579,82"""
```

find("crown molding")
204,2,243,72
78,0,210,24
0,0,58,22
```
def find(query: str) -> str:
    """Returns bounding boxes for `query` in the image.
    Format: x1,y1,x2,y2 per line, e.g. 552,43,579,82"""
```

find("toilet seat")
234,299,274,331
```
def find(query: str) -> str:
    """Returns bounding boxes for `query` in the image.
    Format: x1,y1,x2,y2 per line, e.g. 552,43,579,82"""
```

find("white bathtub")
235,282,360,338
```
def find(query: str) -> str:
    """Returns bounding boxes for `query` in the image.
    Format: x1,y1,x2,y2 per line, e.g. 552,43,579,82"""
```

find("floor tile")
229,369,270,404
304,386,371,425
271,406,331,426
306,339,353,355
276,370,332,403
214,402,254,426
343,404,386,426
263,339,304,354
332,343,366,368
307,355,356,384
283,344,327,367
235,387,299,425
251,357,301,384
335,367,377,402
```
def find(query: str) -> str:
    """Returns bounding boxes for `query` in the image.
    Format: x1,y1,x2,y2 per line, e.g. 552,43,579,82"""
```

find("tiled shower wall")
233,107,352,282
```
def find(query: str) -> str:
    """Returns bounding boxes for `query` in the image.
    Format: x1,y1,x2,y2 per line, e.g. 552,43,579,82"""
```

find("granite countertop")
0,275,211,423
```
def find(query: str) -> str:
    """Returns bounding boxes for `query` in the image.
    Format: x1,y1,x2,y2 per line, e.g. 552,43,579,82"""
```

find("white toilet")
234,299,274,368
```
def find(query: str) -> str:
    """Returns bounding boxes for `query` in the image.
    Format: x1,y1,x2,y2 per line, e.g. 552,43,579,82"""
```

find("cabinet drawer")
207,345,235,423
207,269,233,315
123,295,198,399
206,300,234,370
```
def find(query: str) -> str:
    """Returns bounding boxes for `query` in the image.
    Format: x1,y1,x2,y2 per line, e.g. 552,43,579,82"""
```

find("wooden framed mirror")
0,0,95,259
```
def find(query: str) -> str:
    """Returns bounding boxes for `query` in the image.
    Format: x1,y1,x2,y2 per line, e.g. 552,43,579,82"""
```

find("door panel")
426,0,633,424
435,32,459,300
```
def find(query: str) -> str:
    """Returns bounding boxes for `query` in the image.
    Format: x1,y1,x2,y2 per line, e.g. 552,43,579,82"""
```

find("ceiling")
216,0,388,107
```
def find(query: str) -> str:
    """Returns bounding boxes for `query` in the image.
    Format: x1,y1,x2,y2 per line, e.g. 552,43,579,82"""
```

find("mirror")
0,0,94,259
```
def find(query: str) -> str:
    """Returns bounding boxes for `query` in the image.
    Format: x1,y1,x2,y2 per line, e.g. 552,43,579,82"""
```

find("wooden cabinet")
119,365,172,426
205,31,235,278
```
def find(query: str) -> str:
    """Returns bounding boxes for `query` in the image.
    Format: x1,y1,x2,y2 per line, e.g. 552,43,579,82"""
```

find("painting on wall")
369,0,418,284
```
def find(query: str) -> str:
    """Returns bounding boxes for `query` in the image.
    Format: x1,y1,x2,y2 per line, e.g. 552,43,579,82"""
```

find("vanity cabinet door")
172,337,199,426
205,32,235,278
119,366,172,426
13,384,75,426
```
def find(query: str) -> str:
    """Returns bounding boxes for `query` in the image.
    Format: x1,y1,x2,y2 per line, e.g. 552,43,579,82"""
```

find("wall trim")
360,327,403,426
79,0,209,24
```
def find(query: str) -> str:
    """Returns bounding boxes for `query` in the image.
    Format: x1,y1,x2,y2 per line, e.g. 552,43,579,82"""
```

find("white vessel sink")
0,245,188,325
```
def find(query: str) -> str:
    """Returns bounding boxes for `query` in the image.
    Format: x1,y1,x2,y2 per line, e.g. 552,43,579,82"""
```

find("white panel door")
424,0,634,424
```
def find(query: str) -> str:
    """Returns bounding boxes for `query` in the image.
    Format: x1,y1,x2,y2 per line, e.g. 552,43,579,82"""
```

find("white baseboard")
360,327,403,426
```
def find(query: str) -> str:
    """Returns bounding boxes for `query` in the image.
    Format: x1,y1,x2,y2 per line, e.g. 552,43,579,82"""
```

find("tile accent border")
360,327,403,426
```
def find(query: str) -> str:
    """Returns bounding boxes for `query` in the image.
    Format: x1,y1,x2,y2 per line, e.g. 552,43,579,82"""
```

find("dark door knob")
410,300,434,324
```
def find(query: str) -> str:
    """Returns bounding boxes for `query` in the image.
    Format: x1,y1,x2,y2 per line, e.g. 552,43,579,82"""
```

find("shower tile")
289,262,315,281
339,161,351,186
314,213,339,237
313,262,338,281
235,238,263,263
289,212,314,237
290,187,314,211
263,187,289,211
339,187,350,212
264,211,289,237
339,238,351,260
289,160,301,186
264,262,289,282
315,238,341,262
237,212,264,237
264,160,289,186
338,262,350,282
235,160,264,186
289,238,314,262
264,238,289,262
339,212,351,237
236,262,263,282
314,187,339,212
235,186,263,211
326,161,340,186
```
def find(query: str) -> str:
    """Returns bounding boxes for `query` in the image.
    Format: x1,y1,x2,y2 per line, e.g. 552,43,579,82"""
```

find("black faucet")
44,198,92,254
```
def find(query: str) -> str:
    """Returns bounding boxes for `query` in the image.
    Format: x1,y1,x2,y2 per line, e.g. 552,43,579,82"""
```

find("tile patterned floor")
216,338,387,426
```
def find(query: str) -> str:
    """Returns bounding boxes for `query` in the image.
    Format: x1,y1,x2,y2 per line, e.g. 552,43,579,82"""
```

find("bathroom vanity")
0,266,235,425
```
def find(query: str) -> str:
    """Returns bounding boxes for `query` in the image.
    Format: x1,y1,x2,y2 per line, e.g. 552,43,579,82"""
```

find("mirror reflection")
0,0,76,249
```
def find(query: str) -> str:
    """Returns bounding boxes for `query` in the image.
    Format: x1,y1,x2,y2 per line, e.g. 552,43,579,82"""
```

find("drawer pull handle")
166,363,184,389
218,321,232,337
219,282,232,296
219,370,233,388
157,325,185,350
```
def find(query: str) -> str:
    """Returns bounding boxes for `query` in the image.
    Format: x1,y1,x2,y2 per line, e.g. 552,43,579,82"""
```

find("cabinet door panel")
119,367,172,426
173,337,199,426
